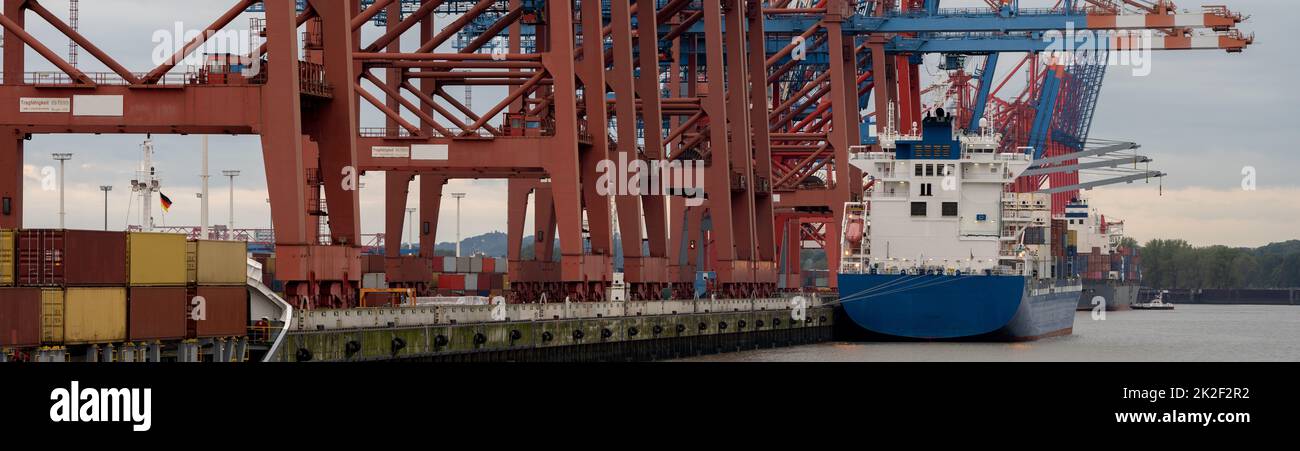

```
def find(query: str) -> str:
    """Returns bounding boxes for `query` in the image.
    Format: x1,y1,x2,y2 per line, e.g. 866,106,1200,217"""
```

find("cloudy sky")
12,0,1298,247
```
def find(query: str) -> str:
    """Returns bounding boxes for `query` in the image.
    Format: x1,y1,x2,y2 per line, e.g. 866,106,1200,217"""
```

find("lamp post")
222,170,240,231
406,208,416,252
52,153,72,228
100,185,112,230
200,135,210,238
450,193,466,257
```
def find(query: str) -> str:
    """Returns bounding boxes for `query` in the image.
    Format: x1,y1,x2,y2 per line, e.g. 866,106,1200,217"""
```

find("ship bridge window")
942,202,959,217
925,165,934,176
911,201,927,217
915,164,923,176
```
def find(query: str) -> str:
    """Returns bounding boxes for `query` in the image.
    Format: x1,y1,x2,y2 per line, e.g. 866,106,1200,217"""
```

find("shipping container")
362,273,387,289
488,273,504,290
438,273,466,291
361,254,385,273
16,229,128,286
127,232,188,286
385,257,432,282
63,287,127,344
189,286,248,338
465,273,479,291
455,256,471,273
40,288,63,343
1023,227,1046,245
0,229,14,286
0,287,40,347
482,257,495,273
186,240,248,285
470,257,484,273
494,258,507,273
128,286,187,341
441,256,456,273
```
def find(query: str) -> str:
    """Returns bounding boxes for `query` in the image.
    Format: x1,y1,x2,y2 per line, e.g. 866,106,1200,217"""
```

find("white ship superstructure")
840,108,1045,276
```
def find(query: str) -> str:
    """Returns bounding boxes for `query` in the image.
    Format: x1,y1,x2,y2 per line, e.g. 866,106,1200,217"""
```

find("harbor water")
680,304,1300,362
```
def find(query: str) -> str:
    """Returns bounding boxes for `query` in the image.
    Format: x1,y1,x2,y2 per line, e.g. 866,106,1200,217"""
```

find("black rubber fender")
295,348,312,362
433,334,449,347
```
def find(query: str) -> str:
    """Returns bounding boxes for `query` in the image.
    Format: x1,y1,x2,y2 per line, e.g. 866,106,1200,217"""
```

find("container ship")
837,108,1081,341
1061,200,1142,311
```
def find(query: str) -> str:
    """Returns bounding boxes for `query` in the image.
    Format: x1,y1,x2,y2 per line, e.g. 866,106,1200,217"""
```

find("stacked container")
186,239,249,338
12,230,129,346
128,232,189,342
434,255,507,296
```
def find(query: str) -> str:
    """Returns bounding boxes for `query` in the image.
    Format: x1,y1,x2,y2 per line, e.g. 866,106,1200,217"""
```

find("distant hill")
431,231,509,257
404,231,654,270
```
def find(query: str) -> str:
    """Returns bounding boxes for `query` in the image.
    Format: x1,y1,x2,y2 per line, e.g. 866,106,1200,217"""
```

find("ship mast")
131,139,161,231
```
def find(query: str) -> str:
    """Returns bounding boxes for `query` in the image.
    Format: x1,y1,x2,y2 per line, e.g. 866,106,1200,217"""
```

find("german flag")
159,193,173,212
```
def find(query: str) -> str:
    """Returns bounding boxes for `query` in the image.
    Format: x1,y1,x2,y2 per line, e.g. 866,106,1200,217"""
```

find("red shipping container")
385,257,432,283
16,230,128,286
128,286,187,341
360,254,385,273
482,257,495,273
0,287,40,347
438,273,466,291
188,286,248,338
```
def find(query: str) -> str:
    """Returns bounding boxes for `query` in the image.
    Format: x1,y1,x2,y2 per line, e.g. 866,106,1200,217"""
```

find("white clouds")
1087,186,1300,247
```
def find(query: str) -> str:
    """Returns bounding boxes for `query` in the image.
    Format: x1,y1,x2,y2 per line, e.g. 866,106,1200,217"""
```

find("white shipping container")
362,273,388,289
442,256,457,273
464,273,479,291
493,257,507,273
470,257,483,273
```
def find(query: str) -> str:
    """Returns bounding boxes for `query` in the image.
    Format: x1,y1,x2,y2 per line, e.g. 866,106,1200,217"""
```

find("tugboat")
836,107,1081,340
1132,290,1175,310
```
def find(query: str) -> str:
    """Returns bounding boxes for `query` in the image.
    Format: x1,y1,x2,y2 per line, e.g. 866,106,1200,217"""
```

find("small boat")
1132,290,1175,310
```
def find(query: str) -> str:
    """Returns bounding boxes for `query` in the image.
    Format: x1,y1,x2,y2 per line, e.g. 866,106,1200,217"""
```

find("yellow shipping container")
1067,230,1078,247
128,232,188,286
63,287,127,344
187,240,248,285
41,288,65,344
0,229,14,286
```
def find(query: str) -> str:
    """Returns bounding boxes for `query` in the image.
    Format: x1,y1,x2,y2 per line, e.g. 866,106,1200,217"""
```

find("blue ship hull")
837,273,1081,341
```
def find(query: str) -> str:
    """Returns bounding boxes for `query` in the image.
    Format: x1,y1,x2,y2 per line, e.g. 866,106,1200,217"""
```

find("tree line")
1139,239,1300,289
